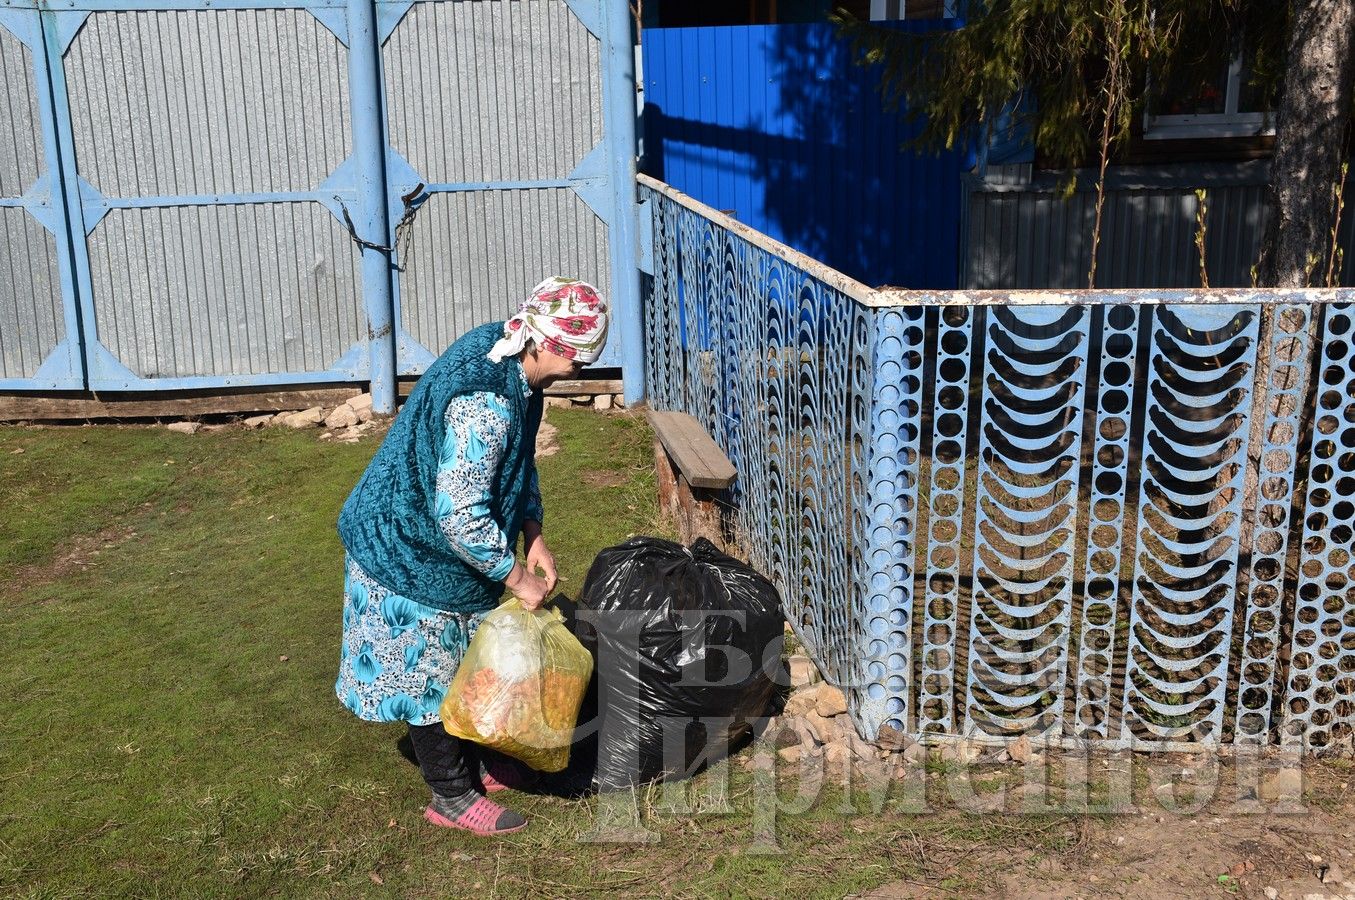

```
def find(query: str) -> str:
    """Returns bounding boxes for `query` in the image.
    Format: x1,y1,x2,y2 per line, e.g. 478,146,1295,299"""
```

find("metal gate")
0,8,85,390
0,0,640,409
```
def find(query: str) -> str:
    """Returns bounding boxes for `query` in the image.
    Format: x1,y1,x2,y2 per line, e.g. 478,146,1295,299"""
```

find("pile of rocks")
162,389,626,441
756,654,926,778
545,393,625,412
756,654,1054,780
163,393,380,443
249,393,379,443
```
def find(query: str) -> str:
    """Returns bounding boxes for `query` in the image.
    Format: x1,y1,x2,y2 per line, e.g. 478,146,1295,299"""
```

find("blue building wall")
640,22,973,290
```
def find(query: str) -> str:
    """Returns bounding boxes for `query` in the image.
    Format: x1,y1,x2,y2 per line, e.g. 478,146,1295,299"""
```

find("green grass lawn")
0,410,1083,899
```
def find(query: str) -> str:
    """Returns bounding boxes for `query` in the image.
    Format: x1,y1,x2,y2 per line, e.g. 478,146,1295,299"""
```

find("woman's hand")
525,534,558,596
506,563,550,610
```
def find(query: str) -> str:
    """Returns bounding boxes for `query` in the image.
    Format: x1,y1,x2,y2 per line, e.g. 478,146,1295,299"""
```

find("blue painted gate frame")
0,5,88,390
0,0,642,410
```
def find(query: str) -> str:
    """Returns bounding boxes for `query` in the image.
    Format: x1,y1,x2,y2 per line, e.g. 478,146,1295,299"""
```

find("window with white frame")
1145,43,1275,140
869,0,956,19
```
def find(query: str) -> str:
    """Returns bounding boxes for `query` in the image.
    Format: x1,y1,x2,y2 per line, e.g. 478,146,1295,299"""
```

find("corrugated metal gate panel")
384,0,622,371
0,11,82,389
65,9,352,197
0,28,43,196
0,24,63,381
383,0,602,184
58,6,367,389
0,208,64,381
398,188,609,356
88,204,363,378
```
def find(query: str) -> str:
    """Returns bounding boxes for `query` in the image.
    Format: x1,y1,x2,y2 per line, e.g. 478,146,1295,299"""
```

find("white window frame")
1145,49,1274,140
868,1,959,19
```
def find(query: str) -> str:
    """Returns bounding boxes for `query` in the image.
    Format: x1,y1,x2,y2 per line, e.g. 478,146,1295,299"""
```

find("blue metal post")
855,307,926,739
346,0,396,413
602,0,645,405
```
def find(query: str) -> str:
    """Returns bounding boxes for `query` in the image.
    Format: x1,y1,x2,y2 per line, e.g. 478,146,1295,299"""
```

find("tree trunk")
1256,0,1355,288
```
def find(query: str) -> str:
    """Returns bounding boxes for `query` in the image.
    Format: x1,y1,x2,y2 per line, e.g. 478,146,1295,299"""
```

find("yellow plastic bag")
439,598,593,773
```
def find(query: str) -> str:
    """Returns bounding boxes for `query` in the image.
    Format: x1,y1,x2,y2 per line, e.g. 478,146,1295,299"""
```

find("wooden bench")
646,410,737,549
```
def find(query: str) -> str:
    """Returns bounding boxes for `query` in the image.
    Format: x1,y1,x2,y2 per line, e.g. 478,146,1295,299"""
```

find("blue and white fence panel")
3,0,377,393
641,172,1355,752
0,0,642,407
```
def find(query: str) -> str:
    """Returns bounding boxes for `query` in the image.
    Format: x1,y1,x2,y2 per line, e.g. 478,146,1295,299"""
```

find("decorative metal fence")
640,172,1355,753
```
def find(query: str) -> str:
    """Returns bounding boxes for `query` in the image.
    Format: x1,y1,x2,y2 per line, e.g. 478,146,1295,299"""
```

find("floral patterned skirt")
335,555,487,726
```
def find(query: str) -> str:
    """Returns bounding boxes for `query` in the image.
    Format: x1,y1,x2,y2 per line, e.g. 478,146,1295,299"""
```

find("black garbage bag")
570,537,783,792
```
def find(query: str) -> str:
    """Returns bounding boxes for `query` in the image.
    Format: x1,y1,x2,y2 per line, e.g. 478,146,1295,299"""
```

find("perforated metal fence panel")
642,174,1355,753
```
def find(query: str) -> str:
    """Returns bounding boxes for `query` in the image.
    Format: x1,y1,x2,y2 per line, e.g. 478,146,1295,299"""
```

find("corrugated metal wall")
641,21,972,289
0,0,632,397
0,23,66,384
398,190,610,356
67,8,365,384
384,0,617,369
965,168,1355,289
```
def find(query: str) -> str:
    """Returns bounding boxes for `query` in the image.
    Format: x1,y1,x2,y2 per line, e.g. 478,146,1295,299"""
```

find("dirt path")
859,756,1354,900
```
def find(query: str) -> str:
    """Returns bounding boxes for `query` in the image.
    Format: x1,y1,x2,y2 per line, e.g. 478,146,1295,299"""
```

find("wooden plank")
646,410,737,489
543,379,623,396
397,378,623,397
0,387,363,422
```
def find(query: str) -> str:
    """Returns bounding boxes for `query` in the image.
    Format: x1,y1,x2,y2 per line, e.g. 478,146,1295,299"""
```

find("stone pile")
753,653,926,780
753,653,1056,781
544,393,625,412
163,389,625,442
258,393,379,443
159,393,379,443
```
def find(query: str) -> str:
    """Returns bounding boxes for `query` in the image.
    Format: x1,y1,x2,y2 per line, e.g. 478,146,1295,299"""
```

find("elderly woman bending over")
334,278,607,836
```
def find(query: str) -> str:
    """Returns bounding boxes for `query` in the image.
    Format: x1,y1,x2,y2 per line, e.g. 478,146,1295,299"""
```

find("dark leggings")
407,722,475,798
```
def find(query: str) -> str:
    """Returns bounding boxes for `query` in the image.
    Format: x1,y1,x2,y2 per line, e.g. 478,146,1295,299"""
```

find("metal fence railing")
640,172,1355,754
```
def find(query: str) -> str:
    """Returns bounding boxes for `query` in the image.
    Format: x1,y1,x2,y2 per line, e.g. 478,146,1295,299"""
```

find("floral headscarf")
486,277,608,364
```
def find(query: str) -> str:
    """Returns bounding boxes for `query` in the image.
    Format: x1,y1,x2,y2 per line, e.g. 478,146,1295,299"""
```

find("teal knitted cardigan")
337,322,543,613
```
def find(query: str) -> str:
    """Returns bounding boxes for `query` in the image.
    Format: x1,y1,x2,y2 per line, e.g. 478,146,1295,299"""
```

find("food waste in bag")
572,537,783,791
440,598,593,773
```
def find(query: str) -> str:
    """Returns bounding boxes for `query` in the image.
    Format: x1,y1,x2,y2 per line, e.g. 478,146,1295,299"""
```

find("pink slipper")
480,758,538,794
480,770,511,793
424,794,526,836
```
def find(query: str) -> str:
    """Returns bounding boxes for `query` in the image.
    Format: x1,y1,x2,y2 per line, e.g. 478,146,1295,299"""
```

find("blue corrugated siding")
641,22,972,290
